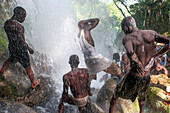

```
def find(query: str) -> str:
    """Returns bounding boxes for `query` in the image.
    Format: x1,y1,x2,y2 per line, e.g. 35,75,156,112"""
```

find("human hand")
136,62,144,75
89,92,93,96
29,48,34,54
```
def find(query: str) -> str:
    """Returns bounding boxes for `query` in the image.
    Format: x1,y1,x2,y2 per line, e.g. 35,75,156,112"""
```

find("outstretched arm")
154,33,170,58
78,18,100,30
58,75,69,113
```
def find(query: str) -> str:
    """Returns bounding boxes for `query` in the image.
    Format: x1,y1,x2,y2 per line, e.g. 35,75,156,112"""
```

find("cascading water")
15,0,86,88
14,0,120,112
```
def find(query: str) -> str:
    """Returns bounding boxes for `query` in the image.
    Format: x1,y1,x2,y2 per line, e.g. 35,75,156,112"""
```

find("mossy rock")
148,87,170,113
0,77,20,100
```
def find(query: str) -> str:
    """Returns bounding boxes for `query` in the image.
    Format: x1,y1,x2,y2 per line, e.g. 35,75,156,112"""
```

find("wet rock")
96,78,140,113
30,51,54,76
148,74,170,113
82,98,105,113
16,76,56,106
0,98,36,113
0,64,31,99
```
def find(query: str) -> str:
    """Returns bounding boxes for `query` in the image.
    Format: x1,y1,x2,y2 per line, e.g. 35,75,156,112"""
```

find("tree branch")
118,0,132,16
113,0,126,17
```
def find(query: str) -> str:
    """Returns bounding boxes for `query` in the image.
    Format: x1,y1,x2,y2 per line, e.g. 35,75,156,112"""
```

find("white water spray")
15,0,119,90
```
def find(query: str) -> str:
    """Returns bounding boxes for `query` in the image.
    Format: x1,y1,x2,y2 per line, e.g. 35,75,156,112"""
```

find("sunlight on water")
15,0,118,91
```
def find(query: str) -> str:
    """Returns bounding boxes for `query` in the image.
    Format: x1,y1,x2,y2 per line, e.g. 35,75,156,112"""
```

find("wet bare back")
123,30,169,76
63,68,89,98
4,20,26,48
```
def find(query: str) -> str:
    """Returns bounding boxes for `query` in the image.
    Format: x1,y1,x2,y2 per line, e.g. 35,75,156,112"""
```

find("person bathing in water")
109,16,170,113
76,18,123,80
0,7,40,88
58,54,92,113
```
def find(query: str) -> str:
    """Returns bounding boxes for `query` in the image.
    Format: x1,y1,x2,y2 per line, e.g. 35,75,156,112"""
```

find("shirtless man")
76,18,122,80
109,16,170,113
58,54,92,113
0,7,40,88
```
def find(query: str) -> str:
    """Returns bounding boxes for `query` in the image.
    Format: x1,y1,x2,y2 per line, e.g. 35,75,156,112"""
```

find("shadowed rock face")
0,98,36,113
82,98,105,113
96,78,140,113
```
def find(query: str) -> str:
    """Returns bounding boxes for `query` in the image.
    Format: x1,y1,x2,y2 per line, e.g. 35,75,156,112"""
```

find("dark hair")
69,54,79,65
13,6,26,15
113,53,120,60
121,16,136,32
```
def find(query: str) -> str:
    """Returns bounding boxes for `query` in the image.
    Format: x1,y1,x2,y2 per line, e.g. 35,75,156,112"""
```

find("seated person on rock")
58,54,92,113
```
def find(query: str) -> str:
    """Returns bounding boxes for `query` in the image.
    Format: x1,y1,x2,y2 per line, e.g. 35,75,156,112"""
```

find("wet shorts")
115,73,150,102
9,48,30,68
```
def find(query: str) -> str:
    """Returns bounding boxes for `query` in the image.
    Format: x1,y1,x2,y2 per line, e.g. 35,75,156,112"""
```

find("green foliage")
106,1,124,31
0,29,8,52
0,77,18,99
129,0,169,34
0,0,14,53
72,0,126,52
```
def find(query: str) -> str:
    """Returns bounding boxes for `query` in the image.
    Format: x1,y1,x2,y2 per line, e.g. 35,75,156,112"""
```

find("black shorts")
115,72,150,102
9,48,30,68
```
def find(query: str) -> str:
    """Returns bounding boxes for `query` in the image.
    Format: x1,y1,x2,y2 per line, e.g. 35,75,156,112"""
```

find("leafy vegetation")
0,0,14,53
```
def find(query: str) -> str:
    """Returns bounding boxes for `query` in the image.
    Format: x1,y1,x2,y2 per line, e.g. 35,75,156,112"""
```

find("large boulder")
96,78,140,113
82,98,105,113
16,76,56,106
0,63,31,99
147,74,170,113
0,98,36,113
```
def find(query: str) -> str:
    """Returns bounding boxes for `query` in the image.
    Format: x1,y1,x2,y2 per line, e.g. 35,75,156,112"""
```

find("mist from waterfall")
15,0,119,90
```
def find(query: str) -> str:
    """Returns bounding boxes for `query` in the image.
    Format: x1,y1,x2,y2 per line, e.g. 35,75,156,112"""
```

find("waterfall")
15,0,119,90
11,0,121,112
15,0,86,89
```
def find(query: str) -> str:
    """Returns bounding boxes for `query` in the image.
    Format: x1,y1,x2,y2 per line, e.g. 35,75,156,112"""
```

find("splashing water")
12,0,121,112
15,0,116,90
15,0,86,89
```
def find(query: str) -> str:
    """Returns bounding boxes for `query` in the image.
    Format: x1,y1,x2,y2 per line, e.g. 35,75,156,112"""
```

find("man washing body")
76,18,122,80
109,16,170,113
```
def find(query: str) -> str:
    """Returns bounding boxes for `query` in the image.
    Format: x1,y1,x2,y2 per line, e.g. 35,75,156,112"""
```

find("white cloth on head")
75,30,112,75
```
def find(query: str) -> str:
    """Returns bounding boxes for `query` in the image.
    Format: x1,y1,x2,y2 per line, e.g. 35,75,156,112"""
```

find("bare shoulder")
4,19,23,30
5,19,20,26
63,72,70,80
140,30,156,41
80,68,88,73
140,30,156,35
122,34,134,45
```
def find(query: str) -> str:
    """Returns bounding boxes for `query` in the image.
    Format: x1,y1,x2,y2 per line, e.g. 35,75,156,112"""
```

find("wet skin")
121,53,130,73
58,57,92,113
109,22,170,113
0,7,40,88
78,18,123,79
78,18,99,47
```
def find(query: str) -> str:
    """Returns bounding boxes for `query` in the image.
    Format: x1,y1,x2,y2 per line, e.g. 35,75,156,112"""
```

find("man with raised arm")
0,7,40,88
58,54,92,113
109,16,170,113
76,18,122,80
